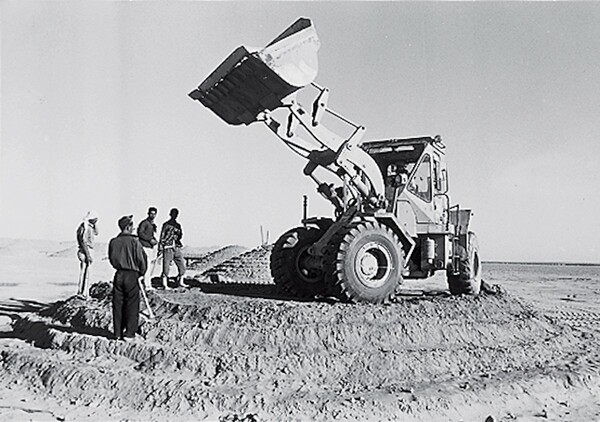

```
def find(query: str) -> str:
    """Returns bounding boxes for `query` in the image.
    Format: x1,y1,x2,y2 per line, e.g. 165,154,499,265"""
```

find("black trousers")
112,270,140,339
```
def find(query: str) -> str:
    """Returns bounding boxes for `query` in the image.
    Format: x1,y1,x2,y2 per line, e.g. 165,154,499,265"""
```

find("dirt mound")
181,245,221,264
187,245,248,273
89,281,113,301
3,288,599,421
202,245,273,284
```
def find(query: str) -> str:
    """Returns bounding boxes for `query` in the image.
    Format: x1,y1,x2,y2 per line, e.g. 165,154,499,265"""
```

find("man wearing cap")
158,208,186,289
108,215,147,341
137,207,159,289
76,210,99,299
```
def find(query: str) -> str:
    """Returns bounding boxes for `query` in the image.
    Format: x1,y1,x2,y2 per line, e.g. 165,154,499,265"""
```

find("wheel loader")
189,18,482,303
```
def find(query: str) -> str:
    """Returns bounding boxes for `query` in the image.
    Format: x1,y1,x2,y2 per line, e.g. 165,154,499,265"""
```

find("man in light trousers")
137,207,159,290
76,210,98,299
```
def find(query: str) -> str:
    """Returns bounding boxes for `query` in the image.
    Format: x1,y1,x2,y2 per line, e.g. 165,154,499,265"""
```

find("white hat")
84,210,99,221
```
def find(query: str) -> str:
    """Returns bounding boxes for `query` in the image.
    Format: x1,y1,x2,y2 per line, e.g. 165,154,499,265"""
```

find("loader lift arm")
257,83,386,213
188,18,385,215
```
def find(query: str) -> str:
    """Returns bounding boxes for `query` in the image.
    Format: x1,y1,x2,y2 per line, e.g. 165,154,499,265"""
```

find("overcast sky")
2,2,600,263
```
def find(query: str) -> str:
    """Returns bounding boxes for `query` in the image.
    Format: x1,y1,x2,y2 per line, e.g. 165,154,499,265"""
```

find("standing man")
159,208,186,289
76,210,99,299
137,207,159,289
108,215,147,341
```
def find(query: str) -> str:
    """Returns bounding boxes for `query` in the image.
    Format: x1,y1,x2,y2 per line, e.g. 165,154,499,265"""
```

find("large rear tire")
447,232,482,295
328,220,403,304
270,227,328,298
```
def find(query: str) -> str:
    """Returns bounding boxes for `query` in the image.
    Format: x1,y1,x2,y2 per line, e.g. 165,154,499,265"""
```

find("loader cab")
361,136,449,234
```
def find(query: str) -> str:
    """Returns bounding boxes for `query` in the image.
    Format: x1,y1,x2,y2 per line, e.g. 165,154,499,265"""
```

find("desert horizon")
3,237,599,267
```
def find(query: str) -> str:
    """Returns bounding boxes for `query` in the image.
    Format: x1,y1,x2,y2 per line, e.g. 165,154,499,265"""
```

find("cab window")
408,155,431,202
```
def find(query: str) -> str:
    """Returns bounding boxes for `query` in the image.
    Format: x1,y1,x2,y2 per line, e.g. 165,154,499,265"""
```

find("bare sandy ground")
1,239,600,421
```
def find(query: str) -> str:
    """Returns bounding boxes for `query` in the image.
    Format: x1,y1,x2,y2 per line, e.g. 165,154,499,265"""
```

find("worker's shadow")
0,298,49,313
0,298,113,342
0,298,49,338
0,316,112,344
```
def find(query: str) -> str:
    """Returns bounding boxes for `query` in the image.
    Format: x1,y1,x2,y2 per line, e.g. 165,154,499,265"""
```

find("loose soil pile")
2,283,600,421
187,245,248,273
202,245,273,284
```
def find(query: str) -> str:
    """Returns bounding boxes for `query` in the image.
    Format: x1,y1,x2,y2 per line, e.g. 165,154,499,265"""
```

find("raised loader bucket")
189,18,320,125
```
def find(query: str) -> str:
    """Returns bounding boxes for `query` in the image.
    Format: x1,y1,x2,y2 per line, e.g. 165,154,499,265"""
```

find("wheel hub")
354,242,392,288
296,245,323,284
359,254,378,278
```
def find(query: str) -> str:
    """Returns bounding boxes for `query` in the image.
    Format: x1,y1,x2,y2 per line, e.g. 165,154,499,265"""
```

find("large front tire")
270,227,328,298
447,232,482,295
328,220,403,304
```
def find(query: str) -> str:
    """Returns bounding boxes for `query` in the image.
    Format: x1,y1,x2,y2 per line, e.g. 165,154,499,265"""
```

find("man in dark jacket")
109,215,147,341
137,207,158,289
158,208,186,289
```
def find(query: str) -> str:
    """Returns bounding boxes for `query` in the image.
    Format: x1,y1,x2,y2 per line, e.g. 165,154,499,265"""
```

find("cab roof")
361,136,446,156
